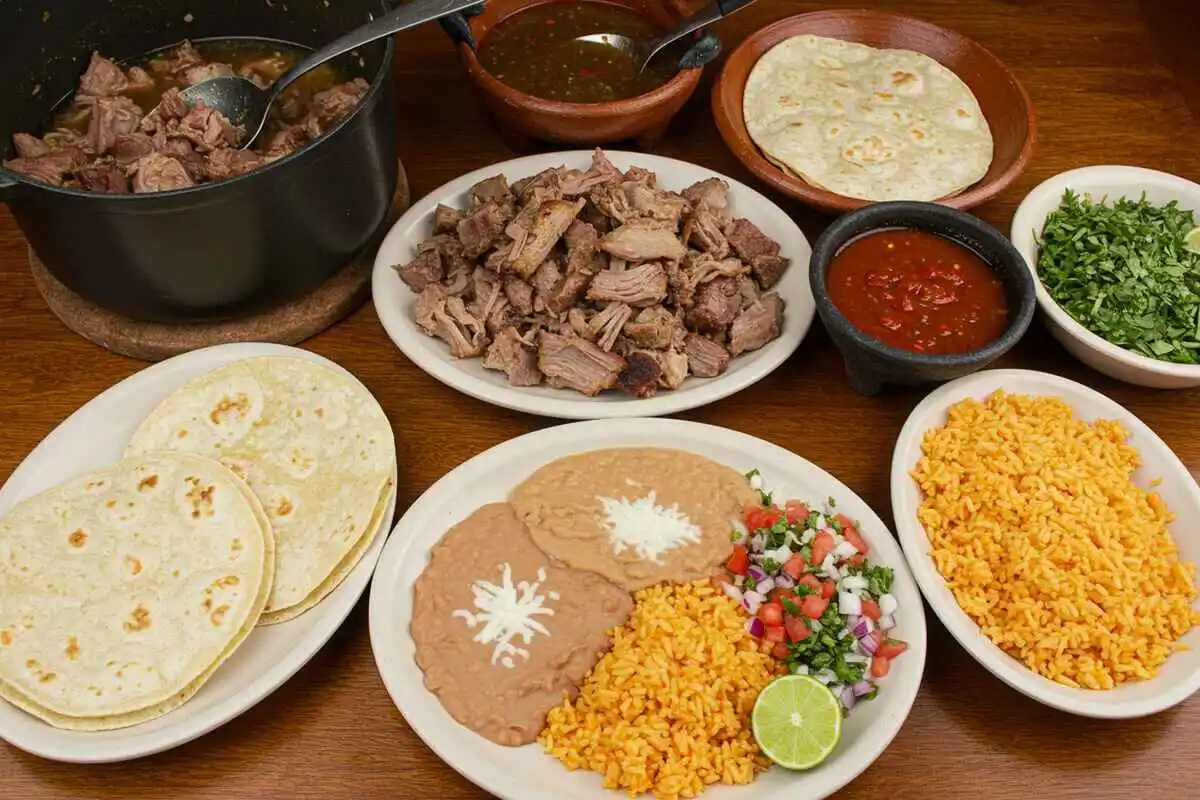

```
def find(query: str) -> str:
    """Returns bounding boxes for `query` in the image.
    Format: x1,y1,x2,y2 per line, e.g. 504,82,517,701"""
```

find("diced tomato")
847,554,867,567
764,624,787,643
771,641,792,660
797,574,823,595
759,602,784,627
782,554,807,579
820,580,836,600
842,525,869,555
810,532,835,566
784,500,809,524
784,616,811,642
800,595,829,619
769,588,798,606
743,504,782,531
871,656,891,678
860,597,882,621
725,545,749,575
877,639,909,660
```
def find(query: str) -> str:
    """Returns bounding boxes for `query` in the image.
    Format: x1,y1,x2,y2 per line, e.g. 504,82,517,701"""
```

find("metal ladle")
574,0,757,74
177,0,486,149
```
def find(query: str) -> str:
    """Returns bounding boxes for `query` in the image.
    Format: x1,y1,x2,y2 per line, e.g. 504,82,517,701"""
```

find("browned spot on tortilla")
123,604,151,633
0,630,12,647
209,393,251,425
875,91,894,100
231,538,244,555
138,474,159,491
177,429,188,439
892,69,916,86
957,107,969,117
68,529,87,548
173,568,180,577
219,576,240,587
315,407,325,418
185,476,216,519
210,604,230,626
275,497,294,517
25,658,37,668
105,499,116,508
65,637,80,660
125,555,142,575
38,672,56,683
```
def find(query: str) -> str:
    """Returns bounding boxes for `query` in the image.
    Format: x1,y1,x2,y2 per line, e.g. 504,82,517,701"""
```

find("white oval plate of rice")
370,418,926,800
891,369,1200,718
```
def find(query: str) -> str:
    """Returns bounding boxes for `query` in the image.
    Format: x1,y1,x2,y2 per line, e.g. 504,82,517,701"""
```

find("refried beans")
508,448,757,591
410,503,632,746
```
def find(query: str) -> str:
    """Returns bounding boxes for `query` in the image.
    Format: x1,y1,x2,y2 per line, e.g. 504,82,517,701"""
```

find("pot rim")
457,0,703,118
0,10,396,202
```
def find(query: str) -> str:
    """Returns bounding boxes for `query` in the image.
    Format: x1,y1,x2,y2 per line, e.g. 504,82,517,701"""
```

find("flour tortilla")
0,452,273,730
126,356,396,623
743,34,994,202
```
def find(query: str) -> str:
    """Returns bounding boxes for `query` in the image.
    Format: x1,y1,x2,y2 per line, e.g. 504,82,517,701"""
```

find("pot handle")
0,170,20,203
439,1,486,50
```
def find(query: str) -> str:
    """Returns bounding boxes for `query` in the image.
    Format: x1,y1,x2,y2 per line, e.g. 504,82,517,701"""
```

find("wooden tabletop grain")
2,0,1199,797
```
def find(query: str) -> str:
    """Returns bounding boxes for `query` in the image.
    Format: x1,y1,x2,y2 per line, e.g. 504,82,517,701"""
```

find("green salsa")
478,1,681,104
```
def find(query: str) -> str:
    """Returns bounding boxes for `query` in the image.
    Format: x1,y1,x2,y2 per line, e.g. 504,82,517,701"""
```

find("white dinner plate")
370,418,926,800
371,151,816,420
891,369,1200,717
0,343,398,763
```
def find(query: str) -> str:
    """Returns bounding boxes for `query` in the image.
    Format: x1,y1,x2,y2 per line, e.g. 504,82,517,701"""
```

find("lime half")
751,675,843,770
1185,226,1200,255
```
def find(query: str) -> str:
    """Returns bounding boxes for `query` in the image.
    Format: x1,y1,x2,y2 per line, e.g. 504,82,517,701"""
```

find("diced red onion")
852,680,874,697
878,614,897,632
841,685,857,710
722,583,744,604
756,576,776,595
747,565,767,583
774,573,796,590
840,574,869,594
833,541,858,561
838,591,862,617
750,533,765,551
858,634,879,656
846,614,862,629
843,652,869,665
879,593,898,616
852,617,874,639
745,617,765,637
743,590,765,615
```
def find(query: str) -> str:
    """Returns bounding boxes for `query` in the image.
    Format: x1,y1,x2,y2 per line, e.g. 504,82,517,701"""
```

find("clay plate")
711,10,1036,213
457,0,705,150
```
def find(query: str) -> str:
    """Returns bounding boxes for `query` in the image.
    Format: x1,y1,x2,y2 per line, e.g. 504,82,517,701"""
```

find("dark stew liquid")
826,229,1008,355
478,1,681,103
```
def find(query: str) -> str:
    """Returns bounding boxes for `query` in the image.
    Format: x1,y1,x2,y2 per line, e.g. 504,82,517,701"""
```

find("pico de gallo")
717,469,908,713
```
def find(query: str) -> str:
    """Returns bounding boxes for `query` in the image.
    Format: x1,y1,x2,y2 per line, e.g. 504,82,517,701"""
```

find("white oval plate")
891,369,1200,717
372,151,816,420
1010,165,1200,388
370,418,926,800
0,343,398,763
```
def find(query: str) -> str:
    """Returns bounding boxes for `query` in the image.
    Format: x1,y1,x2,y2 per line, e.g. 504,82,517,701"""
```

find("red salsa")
826,229,1008,355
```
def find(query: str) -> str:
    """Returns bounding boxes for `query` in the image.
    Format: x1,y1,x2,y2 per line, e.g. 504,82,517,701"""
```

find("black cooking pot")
0,0,398,323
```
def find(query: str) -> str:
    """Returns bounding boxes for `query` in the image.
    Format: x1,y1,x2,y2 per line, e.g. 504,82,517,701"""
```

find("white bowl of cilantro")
1011,165,1200,388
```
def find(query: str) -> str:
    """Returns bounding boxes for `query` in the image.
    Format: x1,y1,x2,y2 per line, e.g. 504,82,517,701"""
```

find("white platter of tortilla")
0,343,398,763
372,151,816,420
369,417,926,800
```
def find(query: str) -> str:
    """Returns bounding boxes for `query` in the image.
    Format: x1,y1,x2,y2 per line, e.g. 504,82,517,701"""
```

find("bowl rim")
809,201,1037,366
1010,164,1200,379
0,17,397,202
890,368,1200,718
711,8,1037,213
456,0,703,118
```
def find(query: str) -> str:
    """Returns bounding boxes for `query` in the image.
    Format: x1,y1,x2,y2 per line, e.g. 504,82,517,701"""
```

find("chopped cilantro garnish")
744,576,757,591
781,597,804,615
762,557,780,574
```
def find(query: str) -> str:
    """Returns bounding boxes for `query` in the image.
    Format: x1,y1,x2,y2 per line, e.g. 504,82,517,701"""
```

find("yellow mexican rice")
539,580,775,799
912,390,1200,689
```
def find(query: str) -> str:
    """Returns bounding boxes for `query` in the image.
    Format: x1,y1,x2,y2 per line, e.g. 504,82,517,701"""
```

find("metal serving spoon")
575,0,757,74
178,0,486,149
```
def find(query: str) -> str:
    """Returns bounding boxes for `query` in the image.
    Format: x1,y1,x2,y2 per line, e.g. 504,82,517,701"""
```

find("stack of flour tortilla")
0,356,395,731
743,34,994,202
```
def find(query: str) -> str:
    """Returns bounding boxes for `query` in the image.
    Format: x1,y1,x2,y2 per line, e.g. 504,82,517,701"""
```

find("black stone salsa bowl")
809,201,1036,396
0,0,398,323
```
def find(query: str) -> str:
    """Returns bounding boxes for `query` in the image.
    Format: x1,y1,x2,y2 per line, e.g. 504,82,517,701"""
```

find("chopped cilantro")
781,597,804,615
762,557,780,574
744,576,757,591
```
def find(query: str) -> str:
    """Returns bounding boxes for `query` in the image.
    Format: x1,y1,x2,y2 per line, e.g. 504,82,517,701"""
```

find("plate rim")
0,342,398,763
890,367,1200,718
369,416,927,799
370,149,815,420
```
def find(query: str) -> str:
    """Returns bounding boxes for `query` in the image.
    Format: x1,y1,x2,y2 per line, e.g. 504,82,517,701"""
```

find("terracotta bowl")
457,0,705,150
712,10,1036,213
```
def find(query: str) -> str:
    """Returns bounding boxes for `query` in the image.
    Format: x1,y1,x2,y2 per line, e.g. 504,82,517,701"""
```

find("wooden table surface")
2,0,1199,797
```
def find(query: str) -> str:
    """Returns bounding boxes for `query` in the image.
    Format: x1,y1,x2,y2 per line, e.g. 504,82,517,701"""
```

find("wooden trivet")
30,160,410,362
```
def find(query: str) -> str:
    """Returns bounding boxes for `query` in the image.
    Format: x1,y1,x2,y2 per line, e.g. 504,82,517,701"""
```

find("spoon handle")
273,0,487,97
646,0,758,65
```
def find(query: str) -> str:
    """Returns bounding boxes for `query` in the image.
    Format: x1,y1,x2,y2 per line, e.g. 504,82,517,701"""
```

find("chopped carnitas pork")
393,149,791,396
